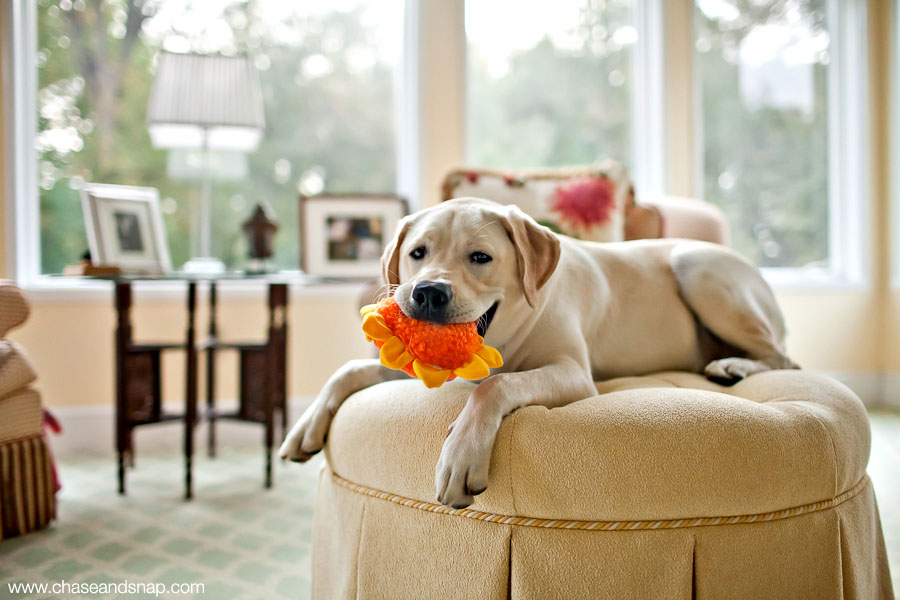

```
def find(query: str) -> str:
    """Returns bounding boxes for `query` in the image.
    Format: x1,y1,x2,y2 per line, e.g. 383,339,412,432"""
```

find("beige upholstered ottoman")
312,371,894,599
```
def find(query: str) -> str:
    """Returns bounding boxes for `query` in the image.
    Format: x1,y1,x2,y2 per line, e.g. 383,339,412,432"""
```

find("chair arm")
0,280,31,338
638,194,731,245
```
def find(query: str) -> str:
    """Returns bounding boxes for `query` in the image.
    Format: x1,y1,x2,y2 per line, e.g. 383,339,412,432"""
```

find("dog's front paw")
278,403,332,462
434,417,493,509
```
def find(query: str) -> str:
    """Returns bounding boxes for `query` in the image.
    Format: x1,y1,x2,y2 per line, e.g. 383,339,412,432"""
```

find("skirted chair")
0,280,57,540
314,166,893,598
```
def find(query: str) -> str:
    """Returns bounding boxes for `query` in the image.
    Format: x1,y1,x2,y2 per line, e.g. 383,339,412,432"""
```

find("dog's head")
381,198,560,340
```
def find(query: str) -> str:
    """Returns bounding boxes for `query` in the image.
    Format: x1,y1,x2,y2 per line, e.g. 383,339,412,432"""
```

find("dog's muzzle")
410,281,452,321
406,281,498,336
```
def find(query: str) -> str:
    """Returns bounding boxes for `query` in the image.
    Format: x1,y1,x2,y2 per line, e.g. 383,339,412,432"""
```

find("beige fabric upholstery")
0,281,39,408
313,371,894,599
0,388,43,444
0,280,56,540
640,193,731,245
0,280,31,338
440,166,730,247
0,341,38,400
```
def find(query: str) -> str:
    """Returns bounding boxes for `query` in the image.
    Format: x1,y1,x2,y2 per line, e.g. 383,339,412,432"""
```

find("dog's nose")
411,281,452,316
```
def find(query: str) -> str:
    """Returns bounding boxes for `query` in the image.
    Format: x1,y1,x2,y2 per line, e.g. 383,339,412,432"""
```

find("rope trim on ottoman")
330,469,869,531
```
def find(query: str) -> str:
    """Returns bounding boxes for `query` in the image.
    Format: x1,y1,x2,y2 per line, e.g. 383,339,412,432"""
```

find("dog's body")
280,198,798,508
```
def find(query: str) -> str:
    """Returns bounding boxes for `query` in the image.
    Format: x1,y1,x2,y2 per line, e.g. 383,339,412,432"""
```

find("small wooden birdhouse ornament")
242,202,278,273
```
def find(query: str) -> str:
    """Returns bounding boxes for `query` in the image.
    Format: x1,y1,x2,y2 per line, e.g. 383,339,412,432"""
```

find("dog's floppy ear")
381,215,413,286
500,206,561,308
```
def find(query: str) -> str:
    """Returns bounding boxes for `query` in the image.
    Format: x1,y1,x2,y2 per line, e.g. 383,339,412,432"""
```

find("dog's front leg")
279,358,406,462
435,360,595,508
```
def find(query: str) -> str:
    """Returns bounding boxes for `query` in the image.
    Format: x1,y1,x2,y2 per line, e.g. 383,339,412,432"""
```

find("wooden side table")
203,281,288,489
115,280,196,499
114,277,288,500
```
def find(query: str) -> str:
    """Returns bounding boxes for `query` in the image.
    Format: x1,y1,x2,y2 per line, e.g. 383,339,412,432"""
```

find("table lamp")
147,51,265,273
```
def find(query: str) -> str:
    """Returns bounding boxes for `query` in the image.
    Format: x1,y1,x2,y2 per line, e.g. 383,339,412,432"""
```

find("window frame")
822,0,868,288
893,0,900,290
631,0,666,195
4,0,870,296
4,0,418,299
691,0,869,288
460,0,667,194
4,0,40,285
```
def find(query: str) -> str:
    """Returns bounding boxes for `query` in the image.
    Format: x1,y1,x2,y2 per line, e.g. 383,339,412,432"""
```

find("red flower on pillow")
550,176,616,230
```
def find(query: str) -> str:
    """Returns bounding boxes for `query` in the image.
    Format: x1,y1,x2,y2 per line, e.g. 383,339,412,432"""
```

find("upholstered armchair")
0,280,57,540
440,165,730,245
360,165,730,308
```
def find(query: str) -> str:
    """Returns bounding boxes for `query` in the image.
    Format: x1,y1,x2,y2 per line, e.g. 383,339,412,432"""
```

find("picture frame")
80,183,173,275
299,194,408,278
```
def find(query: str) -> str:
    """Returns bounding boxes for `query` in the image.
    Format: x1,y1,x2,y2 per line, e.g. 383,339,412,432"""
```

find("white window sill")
18,274,370,304
761,266,868,292
16,267,869,303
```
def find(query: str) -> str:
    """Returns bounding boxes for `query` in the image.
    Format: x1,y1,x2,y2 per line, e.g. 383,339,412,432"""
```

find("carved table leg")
184,281,197,500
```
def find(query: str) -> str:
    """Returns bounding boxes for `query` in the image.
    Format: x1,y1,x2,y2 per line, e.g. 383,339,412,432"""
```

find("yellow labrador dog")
280,197,798,508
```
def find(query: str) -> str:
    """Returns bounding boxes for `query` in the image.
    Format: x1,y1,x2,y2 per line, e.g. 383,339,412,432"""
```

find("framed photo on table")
80,183,173,275
299,194,408,278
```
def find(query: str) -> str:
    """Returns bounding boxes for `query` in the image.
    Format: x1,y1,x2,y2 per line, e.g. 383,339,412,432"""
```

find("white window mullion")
631,0,666,194
826,0,868,285
4,0,40,283
690,0,867,286
396,0,422,211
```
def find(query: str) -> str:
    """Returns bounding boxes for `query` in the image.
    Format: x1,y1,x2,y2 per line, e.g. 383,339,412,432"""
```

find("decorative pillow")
442,160,632,243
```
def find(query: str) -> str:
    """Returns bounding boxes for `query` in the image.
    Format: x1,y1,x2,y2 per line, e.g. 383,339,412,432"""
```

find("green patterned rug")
2,412,899,599
0,447,323,599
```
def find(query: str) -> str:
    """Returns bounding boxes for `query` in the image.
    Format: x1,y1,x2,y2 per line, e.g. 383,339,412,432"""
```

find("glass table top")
51,270,369,284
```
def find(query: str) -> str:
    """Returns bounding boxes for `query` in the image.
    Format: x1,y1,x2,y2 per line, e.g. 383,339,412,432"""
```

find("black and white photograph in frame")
299,194,407,278
80,183,173,275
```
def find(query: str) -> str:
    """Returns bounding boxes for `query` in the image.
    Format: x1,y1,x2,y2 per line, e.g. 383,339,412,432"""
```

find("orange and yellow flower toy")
360,296,503,388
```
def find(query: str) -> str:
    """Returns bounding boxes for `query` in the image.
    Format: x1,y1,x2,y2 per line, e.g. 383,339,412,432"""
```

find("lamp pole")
182,129,223,273
200,128,212,259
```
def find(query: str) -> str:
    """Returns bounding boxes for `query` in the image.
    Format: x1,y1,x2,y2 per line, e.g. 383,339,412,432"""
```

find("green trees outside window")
696,0,830,268
466,0,634,169
37,0,401,273
35,0,834,273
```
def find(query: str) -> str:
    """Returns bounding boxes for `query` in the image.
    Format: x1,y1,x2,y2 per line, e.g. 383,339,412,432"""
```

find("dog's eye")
409,247,426,260
470,251,492,264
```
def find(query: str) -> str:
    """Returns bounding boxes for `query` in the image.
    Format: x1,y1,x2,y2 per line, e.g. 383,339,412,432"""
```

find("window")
35,0,402,274
465,0,637,170
8,0,866,286
695,0,834,269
